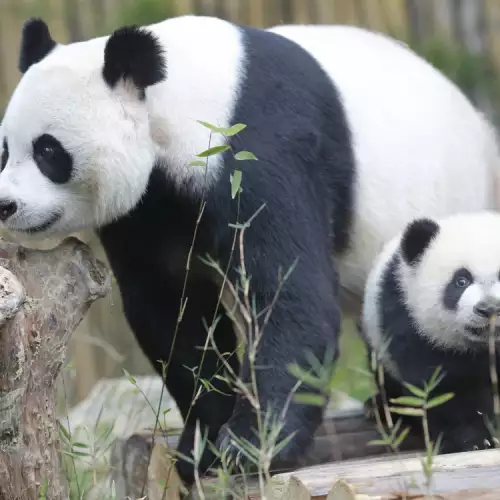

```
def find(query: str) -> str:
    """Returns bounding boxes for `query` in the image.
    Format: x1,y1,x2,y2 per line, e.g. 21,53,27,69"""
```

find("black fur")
442,267,474,310
19,18,56,73
98,24,355,487
103,26,166,91
364,254,498,454
401,218,439,266
1,139,8,171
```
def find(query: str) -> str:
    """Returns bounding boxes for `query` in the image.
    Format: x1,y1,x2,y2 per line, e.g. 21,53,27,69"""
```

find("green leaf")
368,439,389,446
223,123,247,136
197,120,222,132
39,477,49,500
189,160,206,167
426,392,454,409
393,426,411,448
427,366,445,391
58,422,71,442
287,363,322,389
197,145,231,157
293,393,326,406
388,406,424,417
72,442,89,449
403,382,426,398
63,450,90,458
234,150,258,161
230,169,242,199
389,396,424,407
122,368,136,385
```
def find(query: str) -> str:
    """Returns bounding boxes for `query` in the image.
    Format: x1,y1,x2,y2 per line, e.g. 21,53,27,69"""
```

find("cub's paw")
215,412,315,475
434,424,495,454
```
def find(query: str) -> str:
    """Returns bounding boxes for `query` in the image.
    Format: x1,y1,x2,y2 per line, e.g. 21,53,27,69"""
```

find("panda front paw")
215,410,316,475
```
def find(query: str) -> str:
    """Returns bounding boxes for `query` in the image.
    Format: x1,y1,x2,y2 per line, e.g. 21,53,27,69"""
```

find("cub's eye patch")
1,139,8,171
33,134,73,184
443,267,473,311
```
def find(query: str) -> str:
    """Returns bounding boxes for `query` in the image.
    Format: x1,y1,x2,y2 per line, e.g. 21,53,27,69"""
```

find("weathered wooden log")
263,447,500,499
0,237,110,499
106,405,425,499
106,401,500,499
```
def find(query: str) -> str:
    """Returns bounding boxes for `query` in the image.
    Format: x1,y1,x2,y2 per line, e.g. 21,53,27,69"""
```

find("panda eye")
39,145,55,160
34,139,55,162
455,276,471,288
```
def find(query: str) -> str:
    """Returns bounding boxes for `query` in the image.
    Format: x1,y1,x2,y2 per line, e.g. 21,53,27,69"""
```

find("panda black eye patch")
443,267,474,310
32,134,73,184
1,139,8,171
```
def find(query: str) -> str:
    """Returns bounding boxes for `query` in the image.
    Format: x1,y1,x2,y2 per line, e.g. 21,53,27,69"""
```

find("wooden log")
108,405,424,499
263,448,500,499
0,237,110,499
109,401,500,499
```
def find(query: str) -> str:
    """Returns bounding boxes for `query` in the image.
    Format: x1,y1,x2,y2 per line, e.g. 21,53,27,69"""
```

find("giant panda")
0,15,499,486
361,211,500,453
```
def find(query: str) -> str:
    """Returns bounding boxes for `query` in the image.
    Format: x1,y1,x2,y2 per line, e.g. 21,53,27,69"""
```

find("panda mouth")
17,212,62,234
465,325,500,341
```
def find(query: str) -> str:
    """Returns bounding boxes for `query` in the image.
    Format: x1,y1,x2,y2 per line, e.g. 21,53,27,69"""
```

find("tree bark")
0,236,110,499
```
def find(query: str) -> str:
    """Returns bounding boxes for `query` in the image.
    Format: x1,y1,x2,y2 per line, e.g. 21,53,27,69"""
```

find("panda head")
0,18,166,235
398,211,500,350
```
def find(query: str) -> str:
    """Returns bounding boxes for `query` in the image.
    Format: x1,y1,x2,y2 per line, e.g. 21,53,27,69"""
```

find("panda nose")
474,299,500,318
0,200,17,221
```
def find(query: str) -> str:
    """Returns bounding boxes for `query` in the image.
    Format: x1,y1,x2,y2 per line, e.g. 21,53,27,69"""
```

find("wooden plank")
291,0,311,24
484,0,500,75
315,0,336,25
267,448,500,498
174,0,195,16
105,401,500,499
247,0,266,27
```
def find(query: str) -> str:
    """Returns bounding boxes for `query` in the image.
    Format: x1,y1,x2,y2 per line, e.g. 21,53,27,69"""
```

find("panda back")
270,25,500,302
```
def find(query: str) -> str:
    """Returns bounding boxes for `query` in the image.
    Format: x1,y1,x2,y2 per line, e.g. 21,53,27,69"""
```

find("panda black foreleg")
120,277,239,486
424,380,495,454
214,237,341,474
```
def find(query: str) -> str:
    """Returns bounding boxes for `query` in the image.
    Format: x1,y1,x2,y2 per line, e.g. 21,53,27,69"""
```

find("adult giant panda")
0,15,499,485
361,212,500,453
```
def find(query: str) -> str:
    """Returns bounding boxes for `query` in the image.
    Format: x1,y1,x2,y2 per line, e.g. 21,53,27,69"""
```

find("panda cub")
362,211,500,453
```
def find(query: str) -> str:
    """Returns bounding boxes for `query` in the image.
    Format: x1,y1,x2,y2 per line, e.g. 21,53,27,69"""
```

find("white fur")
364,211,500,361
361,234,402,375
272,25,500,316
0,19,499,310
0,15,243,234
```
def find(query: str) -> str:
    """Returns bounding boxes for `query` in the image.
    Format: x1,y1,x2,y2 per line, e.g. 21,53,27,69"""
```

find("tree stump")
0,236,110,499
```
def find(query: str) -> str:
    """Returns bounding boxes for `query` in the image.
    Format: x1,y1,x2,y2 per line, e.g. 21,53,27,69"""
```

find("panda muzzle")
473,298,500,319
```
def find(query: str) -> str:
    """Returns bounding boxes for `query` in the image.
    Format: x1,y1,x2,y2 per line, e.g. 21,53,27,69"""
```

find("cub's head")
398,211,500,350
0,18,166,235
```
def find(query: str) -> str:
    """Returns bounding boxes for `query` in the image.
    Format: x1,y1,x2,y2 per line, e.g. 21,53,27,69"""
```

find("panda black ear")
19,18,57,73
103,25,166,92
400,218,440,266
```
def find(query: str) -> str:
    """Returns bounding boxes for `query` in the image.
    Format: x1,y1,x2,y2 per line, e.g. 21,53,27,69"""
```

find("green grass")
330,319,373,402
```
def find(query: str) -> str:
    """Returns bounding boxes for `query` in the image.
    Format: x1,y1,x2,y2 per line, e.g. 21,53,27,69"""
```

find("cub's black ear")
401,218,439,266
103,25,166,91
19,18,57,73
